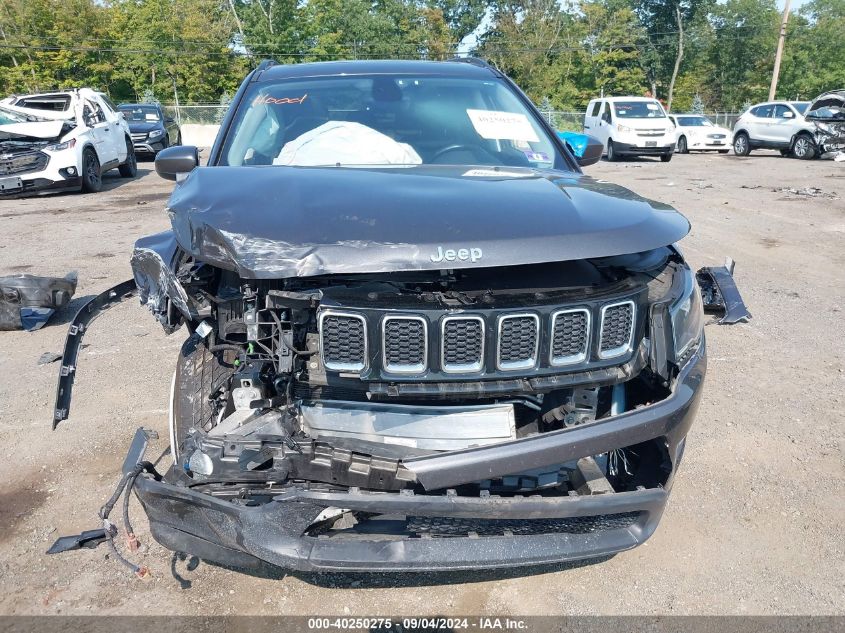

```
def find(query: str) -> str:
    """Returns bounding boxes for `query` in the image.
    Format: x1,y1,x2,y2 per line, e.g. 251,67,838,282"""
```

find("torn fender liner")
166,165,690,279
53,279,137,427
696,260,752,324
0,273,77,331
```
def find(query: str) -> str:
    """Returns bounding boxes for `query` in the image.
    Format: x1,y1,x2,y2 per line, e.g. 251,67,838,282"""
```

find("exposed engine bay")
125,243,696,507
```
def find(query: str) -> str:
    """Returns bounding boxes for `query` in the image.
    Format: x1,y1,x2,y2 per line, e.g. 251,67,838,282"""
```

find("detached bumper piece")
696,258,752,324
53,279,138,426
136,477,665,572
0,273,77,331
127,346,704,572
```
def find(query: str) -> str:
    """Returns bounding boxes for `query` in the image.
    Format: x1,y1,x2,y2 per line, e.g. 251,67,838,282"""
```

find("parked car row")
578,90,844,163
0,89,182,197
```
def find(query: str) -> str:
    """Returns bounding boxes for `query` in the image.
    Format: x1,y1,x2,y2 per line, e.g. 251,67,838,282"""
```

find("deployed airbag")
274,121,421,166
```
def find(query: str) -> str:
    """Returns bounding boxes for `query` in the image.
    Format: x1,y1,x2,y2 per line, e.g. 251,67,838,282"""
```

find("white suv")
731,101,816,159
0,88,136,196
583,96,675,162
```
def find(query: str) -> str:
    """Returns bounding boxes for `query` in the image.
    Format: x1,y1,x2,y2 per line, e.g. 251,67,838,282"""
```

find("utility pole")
769,0,792,101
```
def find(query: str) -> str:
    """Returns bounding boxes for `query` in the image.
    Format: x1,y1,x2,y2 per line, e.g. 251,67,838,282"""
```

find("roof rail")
255,59,278,72
447,56,495,70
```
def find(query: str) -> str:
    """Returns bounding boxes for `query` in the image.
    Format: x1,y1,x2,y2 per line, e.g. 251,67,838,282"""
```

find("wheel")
660,152,673,162
175,131,182,146
80,148,102,193
733,132,751,156
118,138,137,178
606,139,619,162
792,133,817,160
171,337,236,465
677,136,688,154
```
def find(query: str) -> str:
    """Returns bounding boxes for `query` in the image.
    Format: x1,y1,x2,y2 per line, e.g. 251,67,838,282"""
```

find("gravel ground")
0,151,843,616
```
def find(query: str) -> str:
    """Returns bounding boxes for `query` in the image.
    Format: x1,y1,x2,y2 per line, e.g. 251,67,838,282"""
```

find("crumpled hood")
166,165,690,279
0,120,65,141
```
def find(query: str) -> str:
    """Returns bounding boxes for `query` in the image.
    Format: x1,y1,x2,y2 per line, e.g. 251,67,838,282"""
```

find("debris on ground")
696,258,752,324
0,272,77,331
773,186,840,199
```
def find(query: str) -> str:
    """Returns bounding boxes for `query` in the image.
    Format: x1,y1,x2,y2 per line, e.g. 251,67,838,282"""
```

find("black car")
117,103,180,156
56,59,711,574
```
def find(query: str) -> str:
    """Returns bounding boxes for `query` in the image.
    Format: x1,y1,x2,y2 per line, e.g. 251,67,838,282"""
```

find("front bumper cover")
127,343,705,572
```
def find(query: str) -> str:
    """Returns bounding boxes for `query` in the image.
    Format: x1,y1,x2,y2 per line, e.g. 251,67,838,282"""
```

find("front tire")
733,132,751,156
660,152,673,162
118,138,137,178
792,133,817,160
171,337,236,464
80,148,102,193
677,136,688,154
606,139,619,162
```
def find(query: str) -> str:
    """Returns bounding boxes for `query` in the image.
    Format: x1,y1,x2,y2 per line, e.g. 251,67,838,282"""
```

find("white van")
583,97,675,162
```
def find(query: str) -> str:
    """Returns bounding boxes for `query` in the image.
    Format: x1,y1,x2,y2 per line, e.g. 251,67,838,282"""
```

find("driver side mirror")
165,116,175,124
783,110,794,119
155,145,199,181
602,112,612,124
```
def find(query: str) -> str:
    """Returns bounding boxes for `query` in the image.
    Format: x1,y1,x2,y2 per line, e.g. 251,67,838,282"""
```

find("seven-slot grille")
442,316,484,373
497,314,540,370
382,316,427,373
599,301,635,358
319,312,367,371
550,309,590,365
318,299,636,375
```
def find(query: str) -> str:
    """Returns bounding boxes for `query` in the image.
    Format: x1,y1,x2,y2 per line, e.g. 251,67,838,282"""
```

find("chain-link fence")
542,111,741,132
160,104,742,133
162,104,228,125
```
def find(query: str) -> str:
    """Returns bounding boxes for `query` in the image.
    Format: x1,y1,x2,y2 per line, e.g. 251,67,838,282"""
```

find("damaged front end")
80,240,702,571
806,90,845,158
50,156,715,572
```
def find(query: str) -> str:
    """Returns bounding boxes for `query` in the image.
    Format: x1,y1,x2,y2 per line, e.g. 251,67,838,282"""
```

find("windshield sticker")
463,168,533,178
646,103,659,110
523,150,550,162
252,94,308,106
466,109,540,143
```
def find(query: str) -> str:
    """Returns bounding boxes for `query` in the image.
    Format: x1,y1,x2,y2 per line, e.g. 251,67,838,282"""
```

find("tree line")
0,0,842,113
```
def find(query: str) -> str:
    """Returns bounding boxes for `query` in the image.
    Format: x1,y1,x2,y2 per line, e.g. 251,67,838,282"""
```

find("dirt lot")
0,151,843,616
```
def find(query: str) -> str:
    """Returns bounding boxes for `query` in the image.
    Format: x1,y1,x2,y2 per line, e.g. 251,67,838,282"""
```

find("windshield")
676,116,713,127
791,102,809,115
119,105,162,122
0,107,28,125
612,100,666,119
221,75,564,169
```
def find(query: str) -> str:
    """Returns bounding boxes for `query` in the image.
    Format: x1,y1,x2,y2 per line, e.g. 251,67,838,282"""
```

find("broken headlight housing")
669,266,704,363
45,138,76,152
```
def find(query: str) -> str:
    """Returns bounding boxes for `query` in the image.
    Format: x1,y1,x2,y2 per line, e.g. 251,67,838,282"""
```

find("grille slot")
441,316,484,373
599,301,635,358
497,314,539,370
550,309,590,365
407,512,640,537
383,316,427,374
319,311,367,372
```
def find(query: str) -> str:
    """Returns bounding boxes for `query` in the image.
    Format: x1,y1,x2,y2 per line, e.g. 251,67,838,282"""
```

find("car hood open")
165,164,690,279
